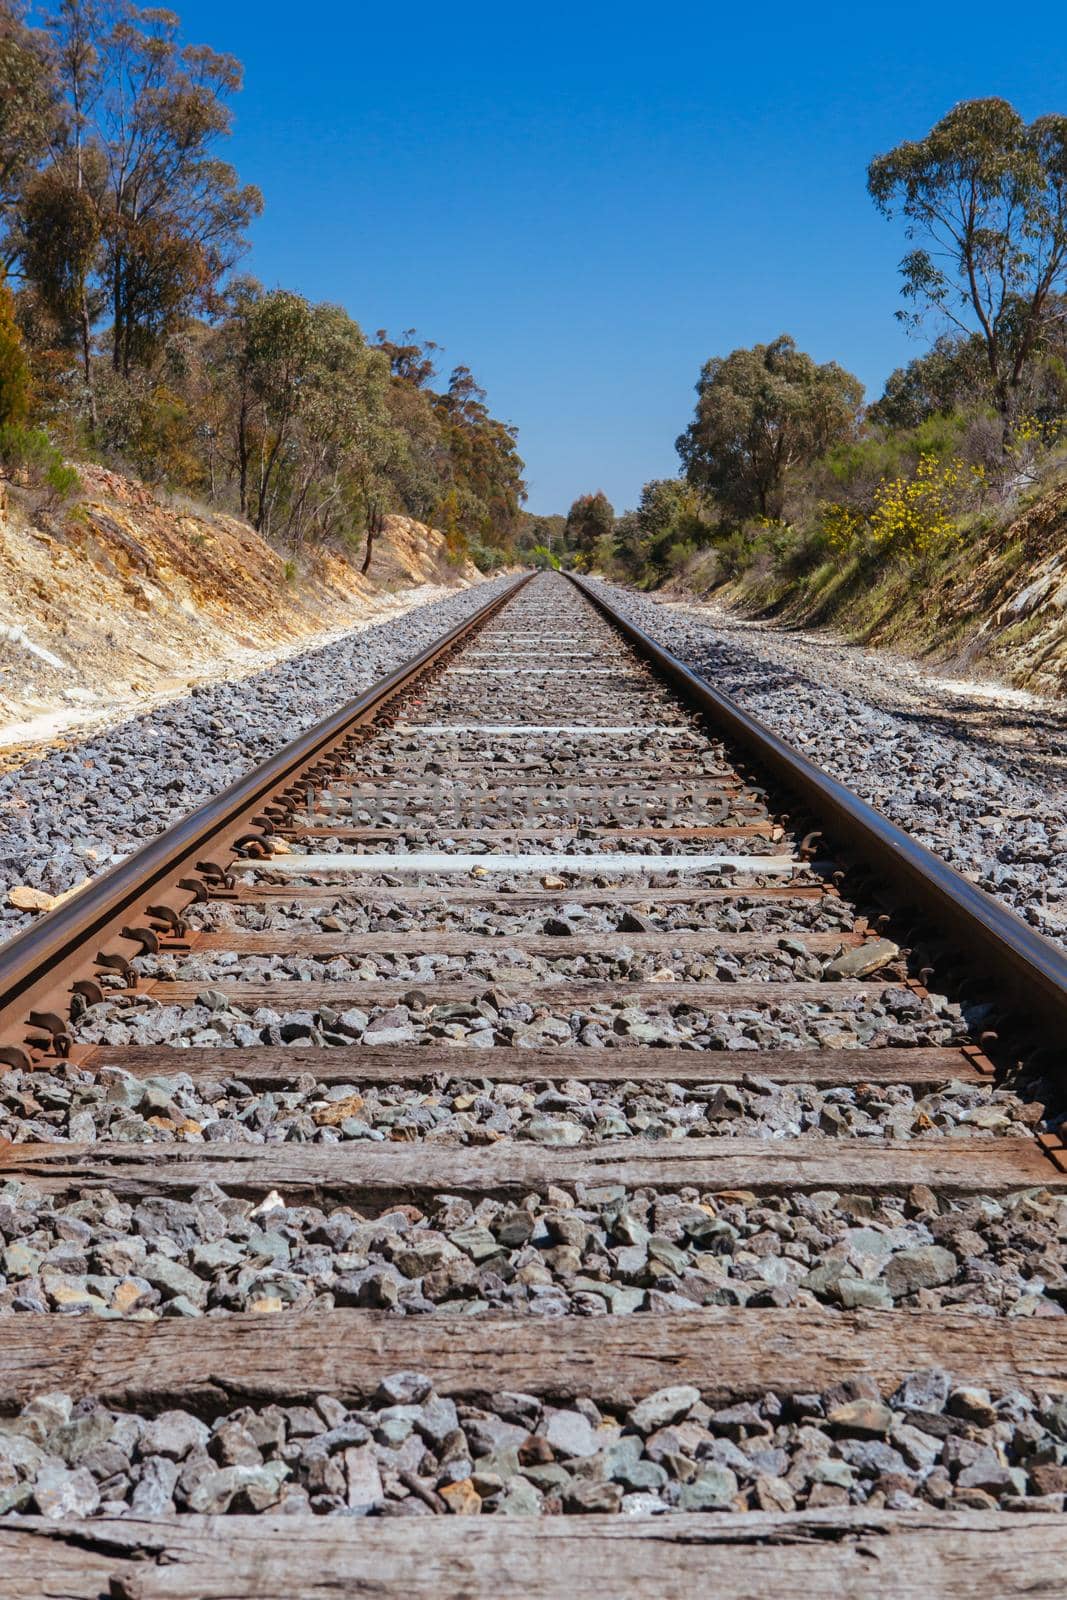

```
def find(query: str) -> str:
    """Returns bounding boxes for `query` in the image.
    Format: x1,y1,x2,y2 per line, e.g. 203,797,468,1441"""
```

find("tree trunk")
237,393,250,518
111,254,123,373
79,289,96,433
362,502,383,576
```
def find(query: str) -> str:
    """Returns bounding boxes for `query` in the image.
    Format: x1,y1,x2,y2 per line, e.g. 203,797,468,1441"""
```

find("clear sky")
165,0,1067,514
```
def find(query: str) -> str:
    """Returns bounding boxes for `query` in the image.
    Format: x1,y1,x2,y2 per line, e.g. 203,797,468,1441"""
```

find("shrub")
820,501,866,554
0,424,82,503
470,543,508,572
665,538,697,572
826,412,969,502
868,453,963,560
715,529,756,578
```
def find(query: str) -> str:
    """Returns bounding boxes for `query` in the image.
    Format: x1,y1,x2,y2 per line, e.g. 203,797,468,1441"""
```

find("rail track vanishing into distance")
0,569,1066,1595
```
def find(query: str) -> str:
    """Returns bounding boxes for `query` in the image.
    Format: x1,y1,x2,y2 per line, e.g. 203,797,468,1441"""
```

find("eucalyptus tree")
677,335,863,520
868,98,1067,420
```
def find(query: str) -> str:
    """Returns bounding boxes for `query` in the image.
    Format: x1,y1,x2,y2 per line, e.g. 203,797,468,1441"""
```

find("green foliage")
0,269,31,426
515,510,565,555
431,365,525,548
868,98,1067,417
715,528,757,579
867,334,992,429
528,543,561,570
644,94,1067,623
664,537,697,571
827,411,968,491
17,165,102,375
614,478,710,581
0,5,57,234
866,454,966,560
822,454,972,564
0,421,81,500
470,543,509,572
0,4,528,572
677,335,863,520
565,491,614,564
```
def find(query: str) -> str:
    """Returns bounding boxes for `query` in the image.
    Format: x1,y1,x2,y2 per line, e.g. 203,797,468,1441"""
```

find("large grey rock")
375,1372,433,1406
345,1444,384,1512
131,1455,179,1515
185,1460,289,1513
883,1246,957,1297
141,1253,208,1305
543,1409,599,1459
33,1464,101,1519
139,1411,210,1461
678,1464,738,1510
630,1386,700,1434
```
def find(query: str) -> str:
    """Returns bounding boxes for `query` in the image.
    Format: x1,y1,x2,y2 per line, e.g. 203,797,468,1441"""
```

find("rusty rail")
570,574,1067,1038
0,574,531,1064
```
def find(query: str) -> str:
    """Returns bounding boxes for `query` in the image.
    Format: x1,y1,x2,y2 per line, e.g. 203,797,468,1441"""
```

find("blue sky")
167,0,1066,513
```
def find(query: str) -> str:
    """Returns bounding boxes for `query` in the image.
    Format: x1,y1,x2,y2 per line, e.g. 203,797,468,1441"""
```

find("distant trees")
612,478,707,578
590,95,1067,602
0,2,525,563
54,4,261,376
432,365,524,546
0,4,56,249
677,335,863,519
866,333,992,431
868,98,1067,421
565,490,614,560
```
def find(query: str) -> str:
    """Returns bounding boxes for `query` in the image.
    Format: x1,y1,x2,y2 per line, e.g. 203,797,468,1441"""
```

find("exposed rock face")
0,464,479,726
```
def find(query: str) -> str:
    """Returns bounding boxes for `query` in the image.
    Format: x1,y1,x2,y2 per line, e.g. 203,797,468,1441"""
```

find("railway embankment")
0,463,481,738
0,575,512,942
589,579,1067,951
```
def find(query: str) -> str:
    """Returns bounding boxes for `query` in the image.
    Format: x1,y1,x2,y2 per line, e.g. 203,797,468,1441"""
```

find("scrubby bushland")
0,2,525,569
589,97,1067,625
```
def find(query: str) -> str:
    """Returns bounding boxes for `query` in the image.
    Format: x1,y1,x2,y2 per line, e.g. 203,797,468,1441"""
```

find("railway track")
0,568,1066,1596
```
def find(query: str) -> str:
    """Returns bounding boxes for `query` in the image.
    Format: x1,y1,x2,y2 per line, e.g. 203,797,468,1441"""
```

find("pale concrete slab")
237,852,800,876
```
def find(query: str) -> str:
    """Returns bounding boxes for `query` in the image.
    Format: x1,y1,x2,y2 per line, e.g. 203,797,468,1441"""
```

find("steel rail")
0,573,532,1060
570,574,1067,1036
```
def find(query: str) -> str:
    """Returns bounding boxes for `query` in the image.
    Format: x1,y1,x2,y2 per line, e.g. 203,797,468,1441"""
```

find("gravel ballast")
2,572,1061,1545
2,1363,1067,1518
586,582,1067,947
0,579,510,942
72,982,970,1054
1,1181,1062,1322
0,1057,1042,1147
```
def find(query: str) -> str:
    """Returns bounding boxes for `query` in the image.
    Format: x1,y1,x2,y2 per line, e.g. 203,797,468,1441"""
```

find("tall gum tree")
677,335,863,521
868,98,1067,423
0,3,57,259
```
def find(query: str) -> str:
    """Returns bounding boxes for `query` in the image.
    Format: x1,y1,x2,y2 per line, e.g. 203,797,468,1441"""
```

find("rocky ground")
588,583,1067,948
0,578,510,942
70,975,969,1056
0,1053,1041,1148
3,1362,1066,1519
2,1178,1062,1321
2,572,1064,1536
188,891,859,937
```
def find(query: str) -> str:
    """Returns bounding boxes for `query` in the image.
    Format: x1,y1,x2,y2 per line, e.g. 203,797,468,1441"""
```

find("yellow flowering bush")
1013,412,1064,445
867,453,963,559
820,501,865,553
